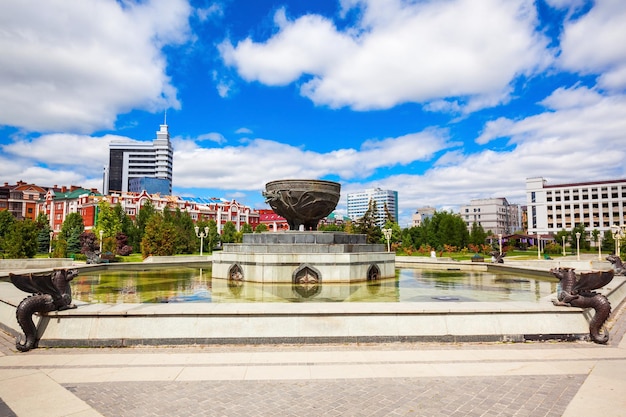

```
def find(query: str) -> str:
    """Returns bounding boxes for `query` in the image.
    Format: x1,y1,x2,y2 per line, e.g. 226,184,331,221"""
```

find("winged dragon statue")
550,267,614,344
606,254,626,275
9,268,79,352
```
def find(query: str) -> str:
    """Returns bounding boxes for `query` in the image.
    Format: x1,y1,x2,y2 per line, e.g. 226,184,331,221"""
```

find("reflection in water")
73,267,558,304
293,282,321,299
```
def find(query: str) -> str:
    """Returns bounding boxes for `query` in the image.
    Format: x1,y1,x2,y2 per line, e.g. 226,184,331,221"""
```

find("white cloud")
539,85,604,110
3,133,116,171
559,0,626,90
0,133,131,191
3,86,626,228
219,9,354,86
220,0,551,112
172,129,450,190
196,3,223,22
196,132,227,144
544,0,586,11
346,86,626,226
0,0,192,133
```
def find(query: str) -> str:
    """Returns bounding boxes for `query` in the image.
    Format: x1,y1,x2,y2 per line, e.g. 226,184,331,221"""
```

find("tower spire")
164,109,167,125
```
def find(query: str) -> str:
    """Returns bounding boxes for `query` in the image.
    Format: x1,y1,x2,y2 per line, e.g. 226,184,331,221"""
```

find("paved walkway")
0,303,625,417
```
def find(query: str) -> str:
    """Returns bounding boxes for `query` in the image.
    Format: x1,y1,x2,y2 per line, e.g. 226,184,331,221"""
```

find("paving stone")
63,375,585,417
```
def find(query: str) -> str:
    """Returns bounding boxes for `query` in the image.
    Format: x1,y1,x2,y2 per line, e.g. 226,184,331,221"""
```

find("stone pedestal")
212,232,395,283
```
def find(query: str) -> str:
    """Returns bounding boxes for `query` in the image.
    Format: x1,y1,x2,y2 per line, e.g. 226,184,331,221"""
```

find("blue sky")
1,0,626,226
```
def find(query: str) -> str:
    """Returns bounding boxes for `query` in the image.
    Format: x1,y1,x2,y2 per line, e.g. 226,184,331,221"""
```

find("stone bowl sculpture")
263,179,341,231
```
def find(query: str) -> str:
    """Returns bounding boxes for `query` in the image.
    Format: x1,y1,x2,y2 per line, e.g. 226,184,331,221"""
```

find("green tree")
381,220,402,247
194,219,220,253
383,202,395,223
318,223,345,231
35,212,50,229
52,235,68,258
113,203,135,252
602,231,616,253
0,210,15,237
355,199,382,243
141,214,176,258
207,220,220,251
555,229,570,253
133,200,157,249
406,211,469,251
571,224,590,251
95,200,123,253
221,221,237,243
469,222,487,246
61,212,84,254
254,223,269,233
435,211,469,249
0,210,16,255
400,228,414,251
169,208,194,254
234,223,253,243
4,219,39,258
36,213,53,254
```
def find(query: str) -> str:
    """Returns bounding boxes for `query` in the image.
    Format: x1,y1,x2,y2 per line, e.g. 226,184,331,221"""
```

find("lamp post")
576,232,581,261
562,235,566,256
99,230,104,253
498,233,503,256
382,228,392,252
537,232,541,260
195,226,209,256
49,231,54,254
611,224,621,255
598,235,602,260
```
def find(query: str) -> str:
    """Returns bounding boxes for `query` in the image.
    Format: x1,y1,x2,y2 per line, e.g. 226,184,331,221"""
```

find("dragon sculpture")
9,268,79,352
550,267,614,344
606,254,626,275
489,251,506,263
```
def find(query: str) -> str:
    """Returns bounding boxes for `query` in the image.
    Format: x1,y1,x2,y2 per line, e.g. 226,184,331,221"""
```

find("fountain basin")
1,261,625,347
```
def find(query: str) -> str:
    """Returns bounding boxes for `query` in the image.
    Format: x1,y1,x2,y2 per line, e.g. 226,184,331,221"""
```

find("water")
71,267,558,304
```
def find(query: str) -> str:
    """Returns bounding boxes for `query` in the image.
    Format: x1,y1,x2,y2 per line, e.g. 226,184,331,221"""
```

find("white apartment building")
526,177,626,236
460,197,521,236
347,188,398,226
103,122,173,195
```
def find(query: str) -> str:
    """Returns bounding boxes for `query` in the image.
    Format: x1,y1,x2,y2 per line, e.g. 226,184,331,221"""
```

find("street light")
562,235,566,256
576,232,581,261
195,225,210,256
498,233,503,256
382,228,392,252
611,224,621,255
99,230,104,253
537,232,541,260
49,231,54,254
598,235,602,260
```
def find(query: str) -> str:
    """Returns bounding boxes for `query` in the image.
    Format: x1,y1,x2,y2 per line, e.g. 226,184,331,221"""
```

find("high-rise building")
526,177,626,236
103,121,173,195
347,188,398,226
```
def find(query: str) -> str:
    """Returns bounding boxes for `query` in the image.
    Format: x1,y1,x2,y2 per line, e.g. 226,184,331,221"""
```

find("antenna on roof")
163,109,167,125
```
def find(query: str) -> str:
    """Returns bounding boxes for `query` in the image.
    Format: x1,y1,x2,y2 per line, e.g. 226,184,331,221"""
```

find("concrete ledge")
143,255,212,263
3,276,624,347
0,258,74,270
1,260,624,349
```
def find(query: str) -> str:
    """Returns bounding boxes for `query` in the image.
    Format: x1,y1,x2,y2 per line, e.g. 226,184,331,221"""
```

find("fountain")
0,180,625,349
212,179,395,283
